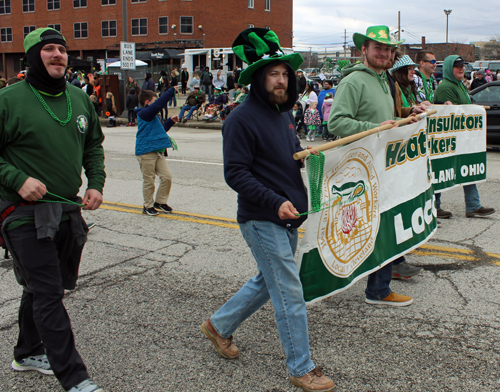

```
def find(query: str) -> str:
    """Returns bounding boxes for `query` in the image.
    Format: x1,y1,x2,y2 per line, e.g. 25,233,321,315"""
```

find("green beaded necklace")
29,83,72,126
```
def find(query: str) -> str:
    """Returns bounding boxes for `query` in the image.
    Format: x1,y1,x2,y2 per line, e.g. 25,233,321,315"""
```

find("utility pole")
444,9,452,55
309,47,312,68
122,0,128,113
398,11,401,42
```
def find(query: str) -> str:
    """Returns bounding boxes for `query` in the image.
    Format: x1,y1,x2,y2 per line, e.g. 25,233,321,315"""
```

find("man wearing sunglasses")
414,51,438,104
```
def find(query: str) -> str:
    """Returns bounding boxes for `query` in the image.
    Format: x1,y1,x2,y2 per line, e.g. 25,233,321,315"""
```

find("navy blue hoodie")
222,61,307,228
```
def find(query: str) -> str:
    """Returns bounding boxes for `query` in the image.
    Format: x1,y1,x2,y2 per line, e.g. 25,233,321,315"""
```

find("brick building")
0,0,292,78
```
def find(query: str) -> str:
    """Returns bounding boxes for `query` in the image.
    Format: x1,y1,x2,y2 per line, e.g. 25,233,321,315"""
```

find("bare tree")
482,35,500,60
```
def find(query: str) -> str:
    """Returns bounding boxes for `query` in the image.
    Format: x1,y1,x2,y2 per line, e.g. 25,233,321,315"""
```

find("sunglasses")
423,59,437,65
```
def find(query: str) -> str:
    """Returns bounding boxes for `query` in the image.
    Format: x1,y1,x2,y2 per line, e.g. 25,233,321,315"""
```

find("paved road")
1,125,499,391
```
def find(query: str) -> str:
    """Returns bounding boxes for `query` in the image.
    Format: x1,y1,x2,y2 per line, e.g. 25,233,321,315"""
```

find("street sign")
120,42,136,70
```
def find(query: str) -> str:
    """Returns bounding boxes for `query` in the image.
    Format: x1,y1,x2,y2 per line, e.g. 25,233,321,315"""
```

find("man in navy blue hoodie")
201,28,335,392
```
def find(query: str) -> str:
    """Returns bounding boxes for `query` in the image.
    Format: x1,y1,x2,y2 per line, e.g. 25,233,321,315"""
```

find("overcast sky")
293,1,499,51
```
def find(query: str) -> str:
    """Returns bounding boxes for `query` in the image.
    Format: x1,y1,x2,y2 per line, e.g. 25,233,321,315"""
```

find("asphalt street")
1,124,500,392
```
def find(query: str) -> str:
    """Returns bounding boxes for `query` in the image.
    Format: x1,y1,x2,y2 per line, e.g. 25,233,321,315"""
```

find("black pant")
128,109,136,123
181,81,187,94
9,221,89,391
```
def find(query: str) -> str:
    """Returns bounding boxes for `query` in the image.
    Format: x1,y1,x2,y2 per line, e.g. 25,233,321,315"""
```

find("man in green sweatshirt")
328,25,421,306
0,28,105,392
434,55,495,218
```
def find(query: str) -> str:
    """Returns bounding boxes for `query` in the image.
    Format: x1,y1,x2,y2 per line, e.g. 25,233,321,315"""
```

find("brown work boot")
201,318,239,359
290,367,335,391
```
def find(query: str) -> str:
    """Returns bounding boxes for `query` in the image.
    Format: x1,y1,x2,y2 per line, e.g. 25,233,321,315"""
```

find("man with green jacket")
434,55,495,218
328,25,422,306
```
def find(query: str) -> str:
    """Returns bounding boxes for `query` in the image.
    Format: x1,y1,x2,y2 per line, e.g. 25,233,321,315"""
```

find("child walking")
304,101,321,142
135,87,179,216
321,93,336,141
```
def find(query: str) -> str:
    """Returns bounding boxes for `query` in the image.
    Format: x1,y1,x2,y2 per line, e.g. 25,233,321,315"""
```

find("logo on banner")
318,148,380,277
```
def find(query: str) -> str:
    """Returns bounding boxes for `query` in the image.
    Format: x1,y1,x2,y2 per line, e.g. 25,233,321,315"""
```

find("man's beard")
269,88,288,105
366,54,388,72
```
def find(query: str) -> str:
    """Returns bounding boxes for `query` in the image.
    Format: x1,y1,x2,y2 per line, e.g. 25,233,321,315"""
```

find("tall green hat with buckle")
232,28,303,85
353,25,404,51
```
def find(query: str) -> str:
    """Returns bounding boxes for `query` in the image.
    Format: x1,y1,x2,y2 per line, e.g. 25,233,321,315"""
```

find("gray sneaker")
67,379,104,392
392,261,423,280
11,354,54,375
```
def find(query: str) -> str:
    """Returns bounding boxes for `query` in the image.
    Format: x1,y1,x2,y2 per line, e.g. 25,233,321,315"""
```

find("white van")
472,60,500,71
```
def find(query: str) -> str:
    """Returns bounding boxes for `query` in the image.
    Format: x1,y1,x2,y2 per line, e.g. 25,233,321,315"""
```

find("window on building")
48,24,62,32
180,16,193,34
248,0,254,9
47,0,60,10
265,26,271,30
248,24,254,28
23,26,36,38
0,27,13,42
0,1,11,15
131,18,148,36
23,0,35,12
159,17,168,35
73,0,87,8
131,0,147,3
101,0,116,4
102,20,117,37
265,0,270,11
74,22,88,39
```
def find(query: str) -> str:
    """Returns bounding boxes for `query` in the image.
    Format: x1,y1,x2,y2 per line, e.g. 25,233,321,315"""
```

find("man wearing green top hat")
434,55,495,218
328,25,422,306
0,28,105,392
201,28,335,392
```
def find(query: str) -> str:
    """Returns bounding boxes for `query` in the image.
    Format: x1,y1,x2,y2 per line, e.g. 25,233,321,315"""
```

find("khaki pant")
137,152,172,208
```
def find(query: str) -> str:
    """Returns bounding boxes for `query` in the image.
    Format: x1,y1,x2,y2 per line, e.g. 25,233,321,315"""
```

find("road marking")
100,201,500,263
167,159,223,166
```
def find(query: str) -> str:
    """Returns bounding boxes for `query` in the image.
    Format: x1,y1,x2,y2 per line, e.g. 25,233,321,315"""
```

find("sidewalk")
98,91,223,130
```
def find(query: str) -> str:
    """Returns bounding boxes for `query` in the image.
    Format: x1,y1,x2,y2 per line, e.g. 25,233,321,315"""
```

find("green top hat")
232,28,303,85
353,25,404,51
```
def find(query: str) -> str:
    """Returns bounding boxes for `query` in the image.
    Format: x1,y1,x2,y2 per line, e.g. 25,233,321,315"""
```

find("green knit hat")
353,25,404,51
232,28,303,85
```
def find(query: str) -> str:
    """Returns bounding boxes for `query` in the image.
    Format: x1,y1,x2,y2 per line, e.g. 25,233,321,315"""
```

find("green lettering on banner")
299,188,435,302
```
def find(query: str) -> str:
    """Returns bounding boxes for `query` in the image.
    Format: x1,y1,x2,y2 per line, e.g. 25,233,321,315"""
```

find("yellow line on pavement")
100,205,239,229
100,200,500,263
103,201,238,223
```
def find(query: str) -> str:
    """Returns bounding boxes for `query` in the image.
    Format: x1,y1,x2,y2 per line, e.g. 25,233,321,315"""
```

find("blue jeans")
435,185,481,213
179,104,197,120
210,220,315,377
168,94,177,107
365,256,404,300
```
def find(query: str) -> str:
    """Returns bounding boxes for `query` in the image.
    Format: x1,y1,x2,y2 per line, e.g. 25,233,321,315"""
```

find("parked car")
469,81,500,145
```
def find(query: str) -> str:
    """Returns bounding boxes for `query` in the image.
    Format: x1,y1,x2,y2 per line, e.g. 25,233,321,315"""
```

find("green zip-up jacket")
328,63,396,138
434,55,472,105
0,81,106,203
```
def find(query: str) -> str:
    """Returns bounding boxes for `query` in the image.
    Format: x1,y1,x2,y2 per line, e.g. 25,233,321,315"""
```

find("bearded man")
201,28,335,392
0,28,105,392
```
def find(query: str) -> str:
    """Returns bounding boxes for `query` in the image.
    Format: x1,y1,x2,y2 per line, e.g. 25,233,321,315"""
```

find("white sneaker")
306,137,310,141
311,137,315,142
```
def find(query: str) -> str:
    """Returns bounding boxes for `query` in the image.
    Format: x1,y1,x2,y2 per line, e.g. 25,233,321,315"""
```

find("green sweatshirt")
328,63,395,138
0,81,106,203
434,55,472,105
